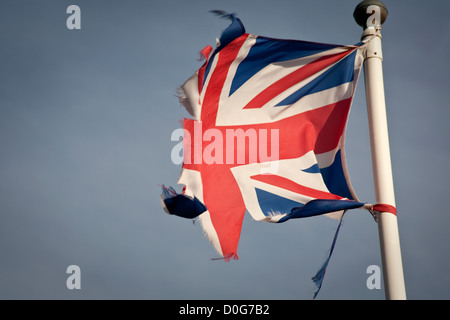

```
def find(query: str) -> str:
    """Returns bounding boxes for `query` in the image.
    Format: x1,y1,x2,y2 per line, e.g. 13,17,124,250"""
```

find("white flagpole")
353,1,407,300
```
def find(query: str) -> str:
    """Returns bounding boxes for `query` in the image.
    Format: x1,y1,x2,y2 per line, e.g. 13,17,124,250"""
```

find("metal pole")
353,0,407,300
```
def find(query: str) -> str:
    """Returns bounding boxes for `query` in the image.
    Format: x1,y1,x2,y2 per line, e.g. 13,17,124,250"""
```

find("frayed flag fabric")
162,13,370,296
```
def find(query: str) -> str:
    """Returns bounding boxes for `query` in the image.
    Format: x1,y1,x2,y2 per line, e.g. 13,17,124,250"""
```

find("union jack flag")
162,15,368,265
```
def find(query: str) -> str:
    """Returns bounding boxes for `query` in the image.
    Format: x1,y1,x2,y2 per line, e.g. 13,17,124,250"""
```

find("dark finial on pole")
353,0,388,29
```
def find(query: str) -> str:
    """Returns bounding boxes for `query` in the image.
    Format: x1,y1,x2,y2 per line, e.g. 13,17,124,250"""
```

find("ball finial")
353,0,388,29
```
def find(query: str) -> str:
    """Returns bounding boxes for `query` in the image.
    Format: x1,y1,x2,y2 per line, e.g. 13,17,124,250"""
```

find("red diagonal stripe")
201,34,249,125
250,174,343,200
197,45,213,94
243,48,355,109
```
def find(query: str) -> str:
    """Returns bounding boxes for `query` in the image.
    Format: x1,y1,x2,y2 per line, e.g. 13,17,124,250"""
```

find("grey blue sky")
0,0,449,299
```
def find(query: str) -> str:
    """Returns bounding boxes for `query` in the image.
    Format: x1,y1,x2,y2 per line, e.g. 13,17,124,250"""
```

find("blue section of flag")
161,186,207,219
204,14,246,87
276,50,357,106
302,163,321,174
230,37,339,96
255,188,304,217
320,150,353,200
217,16,246,50
277,199,364,223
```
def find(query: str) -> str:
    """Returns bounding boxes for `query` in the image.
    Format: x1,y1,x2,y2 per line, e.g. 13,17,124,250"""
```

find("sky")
0,0,449,300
